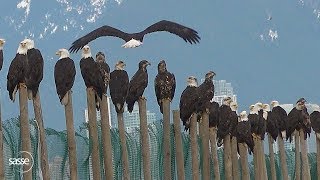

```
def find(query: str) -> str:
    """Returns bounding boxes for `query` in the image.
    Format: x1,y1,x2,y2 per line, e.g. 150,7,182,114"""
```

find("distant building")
49,156,70,179
84,96,113,128
200,79,237,105
123,103,157,133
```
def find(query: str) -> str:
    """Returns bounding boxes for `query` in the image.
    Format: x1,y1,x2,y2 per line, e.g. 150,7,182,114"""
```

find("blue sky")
1,0,320,130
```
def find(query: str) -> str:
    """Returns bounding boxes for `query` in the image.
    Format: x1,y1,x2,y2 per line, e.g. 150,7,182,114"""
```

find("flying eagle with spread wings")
69,20,200,52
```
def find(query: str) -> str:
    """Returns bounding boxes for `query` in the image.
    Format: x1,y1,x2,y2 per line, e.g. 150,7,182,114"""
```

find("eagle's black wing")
25,48,44,97
126,69,148,112
7,54,26,101
142,20,200,44
310,111,320,133
109,70,129,113
69,26,130,53
54,57,76,102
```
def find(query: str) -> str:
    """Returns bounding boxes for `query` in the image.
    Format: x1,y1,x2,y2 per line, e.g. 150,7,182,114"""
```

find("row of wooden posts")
0,84,319,180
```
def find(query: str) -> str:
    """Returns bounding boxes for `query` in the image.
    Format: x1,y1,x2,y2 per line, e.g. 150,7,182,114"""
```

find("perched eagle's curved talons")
19,83,27,89
27,90,33,100
139,96,146,101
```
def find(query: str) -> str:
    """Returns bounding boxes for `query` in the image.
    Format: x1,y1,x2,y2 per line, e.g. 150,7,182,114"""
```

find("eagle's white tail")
121,39,143,48
12,85,18,102
61,92,69,106
281,131,286,139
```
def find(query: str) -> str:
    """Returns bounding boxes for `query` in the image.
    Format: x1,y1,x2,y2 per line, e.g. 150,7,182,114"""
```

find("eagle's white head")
230,101,238,111
17,40,28,55
115,60,126,70
263,104,270,120
263,104,271,112
240,111,248,122
81,45,92,59
222,96,232,106
270,100,279,108
296,98,306,110
312,104,320,112
255,102,263,111
24,38,34,50
56,49,70,60
187,76,198,87
250,104,258,114
0,39,5,50
121,38,143,48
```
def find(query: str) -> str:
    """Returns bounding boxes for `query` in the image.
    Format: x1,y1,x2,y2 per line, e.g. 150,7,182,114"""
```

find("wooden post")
200,111,210,180
162,99,171,180
278,135,288,180
316,135,320,179
223,134,232,180
64,91,78,180
86,88,101,180
238,143,250,180
190,113,200,180
209,127,220,180
32,92,50,180
231,136,239,180
260,137,267,180
19,83,32,180
99,95,114,180
173,110,185,180
253,135,259,179
0,89,4,179
294,130,301,180
299,129,311,180
117,112,130,180
138,98,151,180
268,134,276,180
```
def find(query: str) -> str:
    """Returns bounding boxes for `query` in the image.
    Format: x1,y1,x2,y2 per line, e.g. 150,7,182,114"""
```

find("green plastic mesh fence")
1,117,320,180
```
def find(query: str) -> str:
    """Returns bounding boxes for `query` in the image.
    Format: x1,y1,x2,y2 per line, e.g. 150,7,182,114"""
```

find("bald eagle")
126,60,151,113
264,104,279,141
217,97,234,146
95,52,110,92
109,61,129,113
249,103,266,140
270,100,288,139
69,20,200,52
54,49,76,105
236,111,254,154
0,39,5,71
7,40,28,102
229,101,239,138
209,101,220,128
310,104,320,140
154,60,176,114
196,71,215,115
79,45,105,110
286,98,311,142
24,39,44,100
179,76,199,131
